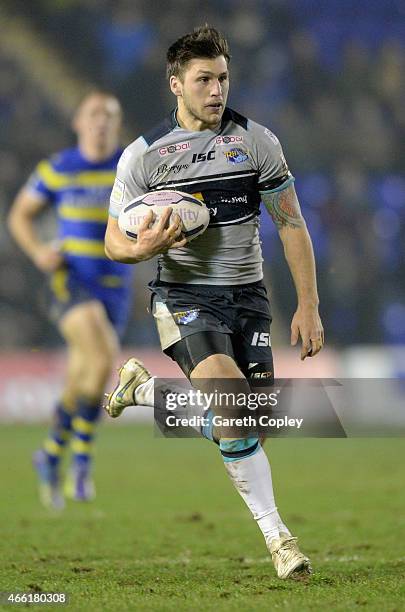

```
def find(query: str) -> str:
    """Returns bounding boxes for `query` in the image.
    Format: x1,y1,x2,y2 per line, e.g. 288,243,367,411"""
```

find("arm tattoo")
261,185,305,230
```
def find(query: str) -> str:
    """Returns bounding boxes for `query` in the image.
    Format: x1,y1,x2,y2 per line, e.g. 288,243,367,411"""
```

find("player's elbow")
104,241,116,261
104,221,139,264
104,226,115,260
104,245,112,260
104,239,126,263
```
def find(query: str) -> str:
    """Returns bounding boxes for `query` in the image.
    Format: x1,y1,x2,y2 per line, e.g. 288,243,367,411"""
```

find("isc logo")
192,150,215,163
251,332,271,347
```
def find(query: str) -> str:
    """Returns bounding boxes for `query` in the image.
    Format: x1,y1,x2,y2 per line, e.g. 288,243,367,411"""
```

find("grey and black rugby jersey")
109,107,293,285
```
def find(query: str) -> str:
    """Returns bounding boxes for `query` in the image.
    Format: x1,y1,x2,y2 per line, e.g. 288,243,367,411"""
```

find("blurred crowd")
1,0,405,348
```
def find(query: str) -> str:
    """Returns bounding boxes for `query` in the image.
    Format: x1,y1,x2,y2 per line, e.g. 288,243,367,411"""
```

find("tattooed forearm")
261,184,305,229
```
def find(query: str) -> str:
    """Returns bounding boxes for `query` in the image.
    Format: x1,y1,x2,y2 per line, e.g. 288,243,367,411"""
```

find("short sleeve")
248,120,294,193
109,137,149,218
25,159,56,204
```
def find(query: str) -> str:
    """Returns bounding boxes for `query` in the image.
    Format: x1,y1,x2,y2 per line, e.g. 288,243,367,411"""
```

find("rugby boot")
64,461,95,501
33,449,64,510
104,358,151,418
269,533,312,579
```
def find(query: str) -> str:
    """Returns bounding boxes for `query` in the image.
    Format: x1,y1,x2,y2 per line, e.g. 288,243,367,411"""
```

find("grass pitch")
0,425,404,611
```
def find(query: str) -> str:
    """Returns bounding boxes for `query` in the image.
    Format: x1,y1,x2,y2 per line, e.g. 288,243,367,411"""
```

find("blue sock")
43,400,74,466
71,398,102,467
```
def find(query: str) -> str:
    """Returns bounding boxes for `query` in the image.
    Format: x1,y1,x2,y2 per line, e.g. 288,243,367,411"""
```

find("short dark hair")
166,25,230,79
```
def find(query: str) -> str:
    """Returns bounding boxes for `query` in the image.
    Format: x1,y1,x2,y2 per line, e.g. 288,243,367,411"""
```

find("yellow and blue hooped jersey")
27,147,133,333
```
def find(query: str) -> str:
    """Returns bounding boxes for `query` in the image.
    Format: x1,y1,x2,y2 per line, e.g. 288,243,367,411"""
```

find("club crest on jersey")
224,147,249,164
174,309,200,325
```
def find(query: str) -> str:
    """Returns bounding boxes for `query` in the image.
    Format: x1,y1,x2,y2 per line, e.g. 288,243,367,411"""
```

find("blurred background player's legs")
35,300,119,509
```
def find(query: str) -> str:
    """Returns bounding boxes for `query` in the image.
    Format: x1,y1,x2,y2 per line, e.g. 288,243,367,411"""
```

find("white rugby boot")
104,358,151,418
269,533,312,579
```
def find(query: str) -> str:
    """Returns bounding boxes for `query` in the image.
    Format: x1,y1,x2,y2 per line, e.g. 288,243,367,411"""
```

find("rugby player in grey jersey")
104,26,324,580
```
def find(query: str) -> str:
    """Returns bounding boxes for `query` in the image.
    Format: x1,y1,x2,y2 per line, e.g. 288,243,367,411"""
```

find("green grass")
0,425,404,611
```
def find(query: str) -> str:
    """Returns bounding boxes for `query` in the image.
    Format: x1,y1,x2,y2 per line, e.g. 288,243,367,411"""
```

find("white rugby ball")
118,190,210,242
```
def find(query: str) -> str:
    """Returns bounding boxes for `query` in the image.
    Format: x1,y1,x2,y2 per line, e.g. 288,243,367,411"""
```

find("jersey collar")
171,107,232,133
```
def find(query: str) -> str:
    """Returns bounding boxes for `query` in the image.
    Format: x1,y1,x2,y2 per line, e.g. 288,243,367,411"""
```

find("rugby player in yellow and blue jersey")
8,91,132,509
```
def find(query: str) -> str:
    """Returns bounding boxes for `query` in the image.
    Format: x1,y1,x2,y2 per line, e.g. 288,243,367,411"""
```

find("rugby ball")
118,190,210,242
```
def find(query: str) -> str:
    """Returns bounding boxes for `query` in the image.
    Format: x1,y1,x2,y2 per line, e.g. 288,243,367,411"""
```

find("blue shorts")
48,266,132,338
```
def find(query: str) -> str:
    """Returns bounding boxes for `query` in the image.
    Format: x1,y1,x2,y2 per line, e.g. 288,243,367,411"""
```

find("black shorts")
149,279,274,380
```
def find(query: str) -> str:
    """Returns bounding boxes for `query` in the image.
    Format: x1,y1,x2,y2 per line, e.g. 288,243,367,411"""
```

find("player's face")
172,56,229,131
73,94,122,153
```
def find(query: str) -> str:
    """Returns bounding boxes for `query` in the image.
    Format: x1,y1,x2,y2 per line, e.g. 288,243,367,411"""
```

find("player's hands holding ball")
135,207,187,260
107,189,209,263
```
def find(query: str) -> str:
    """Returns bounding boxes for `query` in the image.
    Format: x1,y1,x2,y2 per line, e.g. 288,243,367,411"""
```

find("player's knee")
79,343,116,395
219,437,260,462
90,351,115,382
60,388,80,410
192,353,241,379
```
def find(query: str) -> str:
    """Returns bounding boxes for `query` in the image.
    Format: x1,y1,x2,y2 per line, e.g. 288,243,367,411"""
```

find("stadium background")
1,2,405,609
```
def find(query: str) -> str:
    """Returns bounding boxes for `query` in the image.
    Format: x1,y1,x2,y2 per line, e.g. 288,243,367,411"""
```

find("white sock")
134,377,155,406
277,519,291,537
224,446,289,545
134,378,206,435
135,380,291,540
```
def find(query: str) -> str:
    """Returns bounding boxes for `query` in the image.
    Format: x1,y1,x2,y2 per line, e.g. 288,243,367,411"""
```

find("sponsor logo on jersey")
250,371,273,379
251,332,271,347
110,178,125,204
224,147,249,164
190,192,217,216
264,128,279,145
192,150,216,163
158,141,191,156
218,194,248,204
216,135,243,145
173,308,200,324
155,163,189,176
